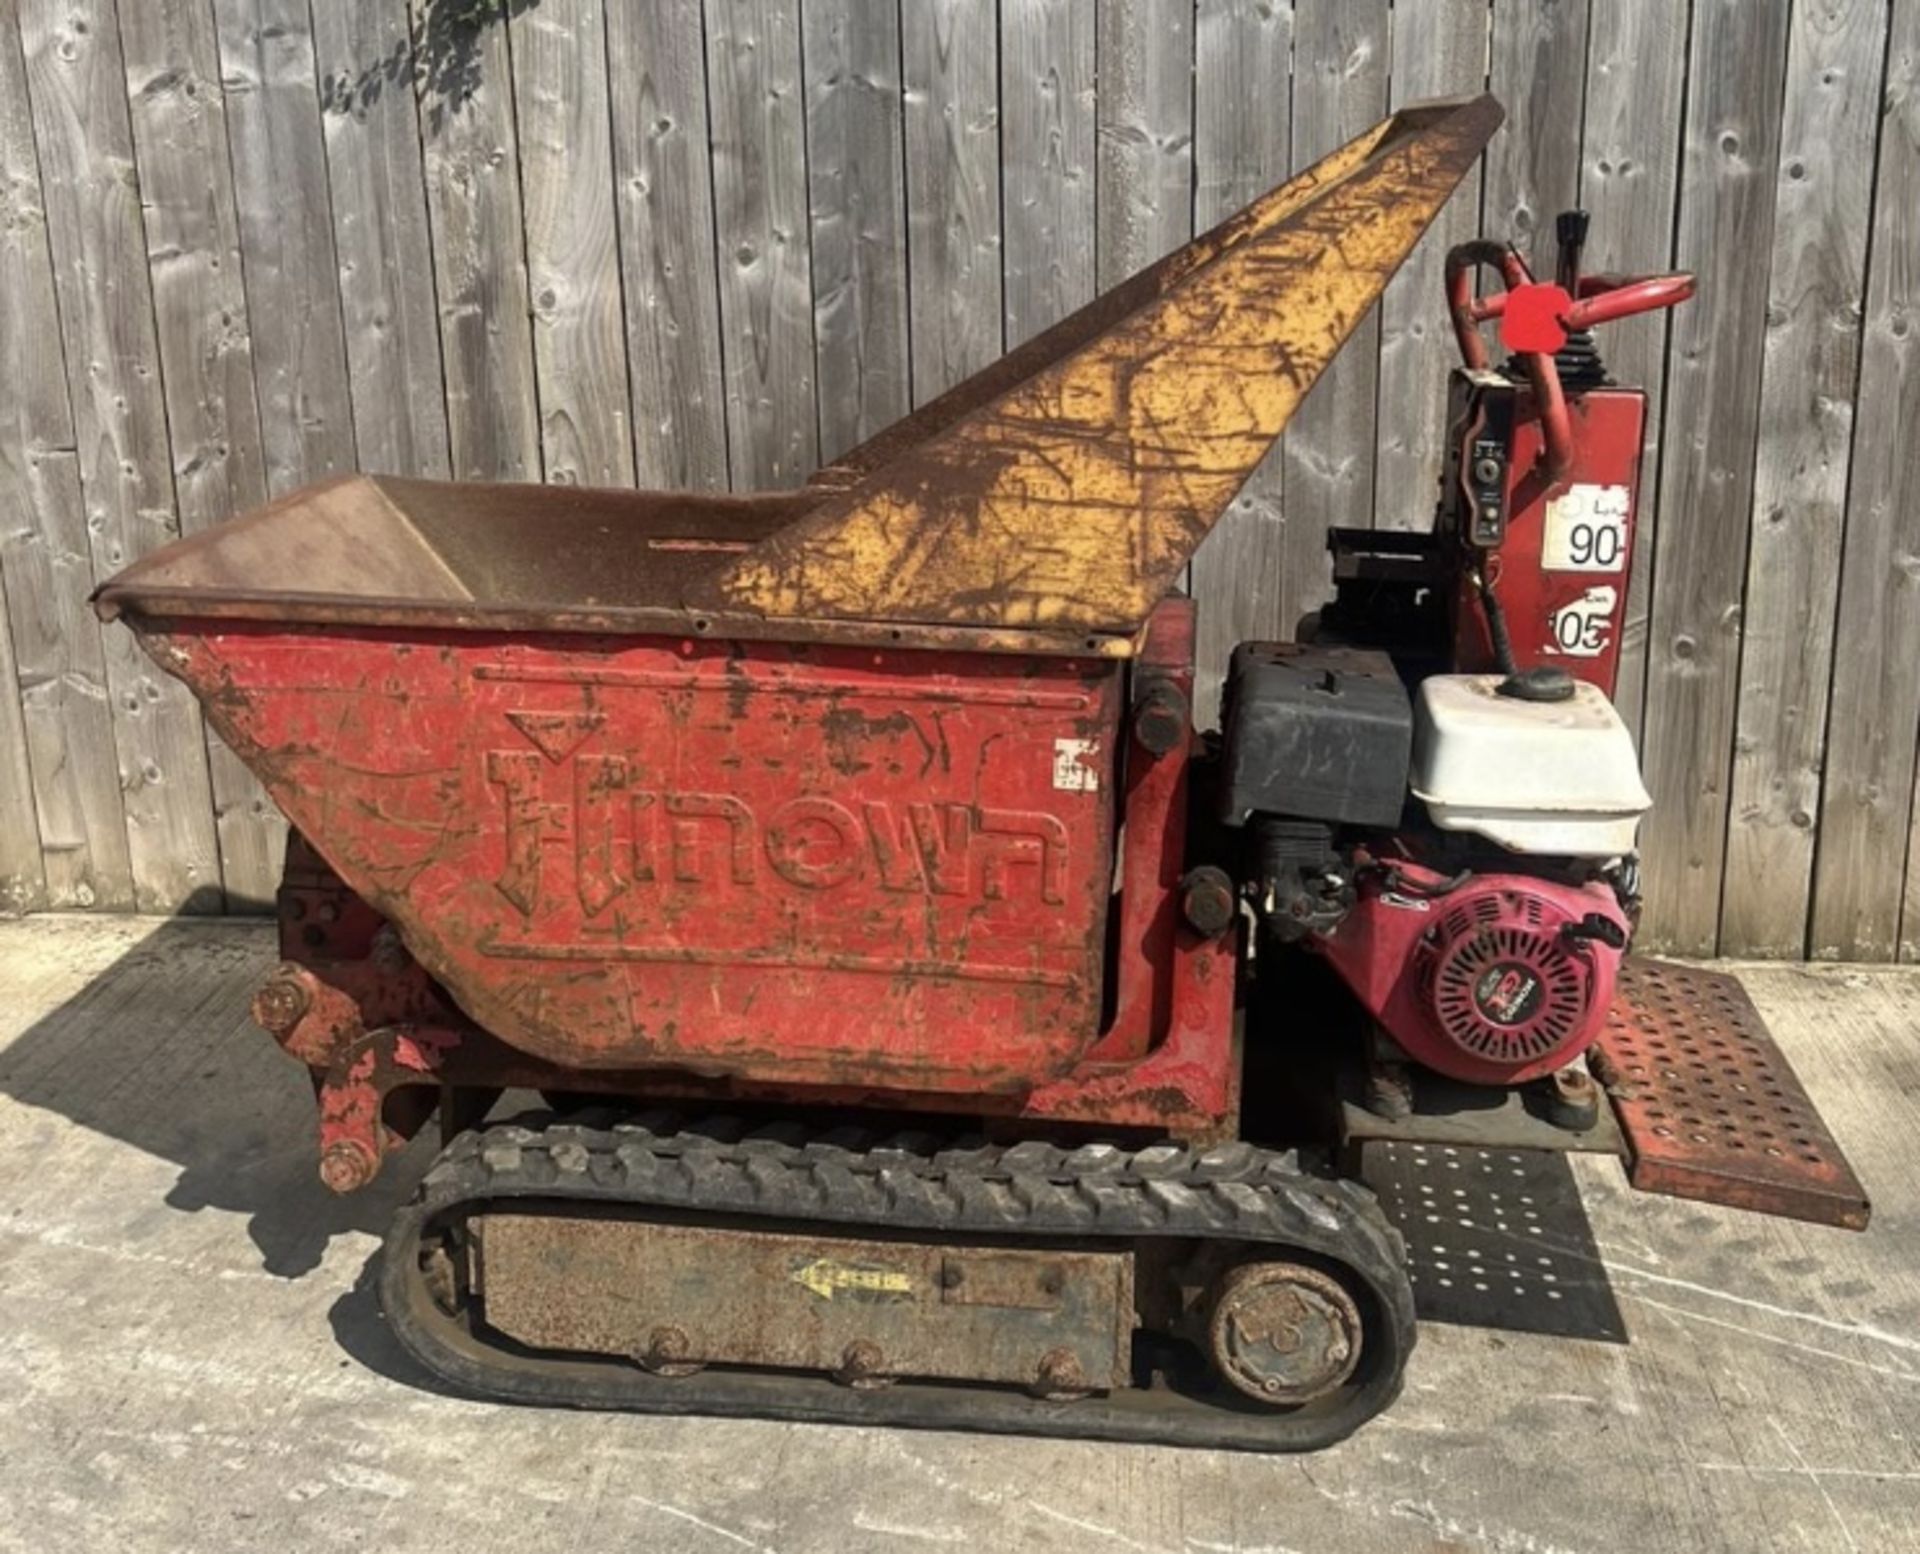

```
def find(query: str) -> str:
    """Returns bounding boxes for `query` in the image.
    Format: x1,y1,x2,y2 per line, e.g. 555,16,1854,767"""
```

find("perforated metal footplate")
1591,958,1869,1230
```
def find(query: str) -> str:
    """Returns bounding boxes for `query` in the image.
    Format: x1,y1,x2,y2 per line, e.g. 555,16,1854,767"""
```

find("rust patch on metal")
1593,958,1870,1230
472,1214,1135,1390
714,96,1504,635
92,475,1131,658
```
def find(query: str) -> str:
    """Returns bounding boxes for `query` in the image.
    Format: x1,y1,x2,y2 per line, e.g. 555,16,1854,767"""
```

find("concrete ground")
0,916,1915,1554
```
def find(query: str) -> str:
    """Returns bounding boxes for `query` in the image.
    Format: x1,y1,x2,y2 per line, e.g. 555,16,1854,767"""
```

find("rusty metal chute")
713,93,1505,638
96,96,1499,659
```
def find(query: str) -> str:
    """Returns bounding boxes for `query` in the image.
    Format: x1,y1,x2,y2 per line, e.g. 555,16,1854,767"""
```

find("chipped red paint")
1447,387,1647,699
156,623,1121,1091
148,600,1238,1179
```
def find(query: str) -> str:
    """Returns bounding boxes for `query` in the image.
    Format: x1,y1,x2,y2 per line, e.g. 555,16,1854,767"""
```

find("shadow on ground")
0,914,1629,1396
1364,1140,1628,1341
0,919,427,1282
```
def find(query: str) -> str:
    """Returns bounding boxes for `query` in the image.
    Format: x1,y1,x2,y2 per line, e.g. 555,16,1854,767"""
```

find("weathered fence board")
705,0,818,489
1374,0,1489,531
1,445,124,911
606,0,730,489
412,0,541,482
1,0,1917,963
20,0,222,914
121,0,282,908
212,0,358,493
1094,0,1193,290
119,0,271,534
1813,0,1920,962
313,0,454,481
1484,0,1589,252
1189,0,1294,716
1723,0,1890,957
1279,0,1389,637
510,0,634,486
1638,0,1793,957
0,558,40,915
801,0,910,458
902,0,1003,401
0,22,51,911
999,0,1094,346
1,20,118,913
1579,0,1688,745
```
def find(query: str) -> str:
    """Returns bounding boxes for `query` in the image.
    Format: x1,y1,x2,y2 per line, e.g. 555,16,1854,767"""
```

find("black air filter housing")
1217,644,1412,829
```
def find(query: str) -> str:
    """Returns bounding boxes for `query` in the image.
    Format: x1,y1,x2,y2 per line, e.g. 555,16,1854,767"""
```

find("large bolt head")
1132,681,1190,756
1180,867,1238,938
835,1339,892,1390
639,1325,703,1377
251,964,311,1037
318,1139,378,1195
1032,1345,1091,1401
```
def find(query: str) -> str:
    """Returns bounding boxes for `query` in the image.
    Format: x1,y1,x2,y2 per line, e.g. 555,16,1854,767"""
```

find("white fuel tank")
1409,674,1651,857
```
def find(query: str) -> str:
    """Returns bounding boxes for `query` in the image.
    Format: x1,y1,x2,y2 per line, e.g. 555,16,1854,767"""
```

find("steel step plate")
1592,958,1870,1229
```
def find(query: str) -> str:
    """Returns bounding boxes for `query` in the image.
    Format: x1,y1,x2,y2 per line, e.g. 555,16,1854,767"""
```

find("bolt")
1546,1064,1601,1131
937,1262,965,1290
420,1243,459,1314
1180,867,1238,938
251,964,311,1037
1033,1347,1091,1401
318,1139,377,1194
638,1325,702,1377
835,1339,891,1389
1364,1062,1414,1122
1132,680,1189,757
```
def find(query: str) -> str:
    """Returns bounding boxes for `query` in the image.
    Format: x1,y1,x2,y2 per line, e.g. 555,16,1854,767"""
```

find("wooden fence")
0,0,1915,961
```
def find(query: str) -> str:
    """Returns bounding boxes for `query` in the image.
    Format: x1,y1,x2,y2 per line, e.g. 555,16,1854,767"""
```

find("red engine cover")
1313,863,1630,1085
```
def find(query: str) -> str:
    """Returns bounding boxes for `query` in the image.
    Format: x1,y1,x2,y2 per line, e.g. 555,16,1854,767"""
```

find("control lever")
1555,208,1590,294
1564,913,1629,951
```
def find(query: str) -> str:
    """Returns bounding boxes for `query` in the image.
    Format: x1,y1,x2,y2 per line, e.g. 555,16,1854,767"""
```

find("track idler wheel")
1207,1261,1365,1407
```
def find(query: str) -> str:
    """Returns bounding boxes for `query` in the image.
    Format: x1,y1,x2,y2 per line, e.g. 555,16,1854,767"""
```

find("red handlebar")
1445,241,1694,482
1445,241,1534,371
1565,272,1696,331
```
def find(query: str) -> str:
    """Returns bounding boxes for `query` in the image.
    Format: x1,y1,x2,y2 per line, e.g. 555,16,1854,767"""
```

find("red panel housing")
1449,382,1647,699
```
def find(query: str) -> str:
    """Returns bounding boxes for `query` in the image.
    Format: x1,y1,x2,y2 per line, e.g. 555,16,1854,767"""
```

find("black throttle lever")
1563,912,1628,951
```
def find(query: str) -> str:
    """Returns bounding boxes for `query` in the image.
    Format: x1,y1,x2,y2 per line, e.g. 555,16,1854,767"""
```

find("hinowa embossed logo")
487,710,1070,918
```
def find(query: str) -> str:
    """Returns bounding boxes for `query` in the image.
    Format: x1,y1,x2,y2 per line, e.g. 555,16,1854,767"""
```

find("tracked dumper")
96,95,1867,1451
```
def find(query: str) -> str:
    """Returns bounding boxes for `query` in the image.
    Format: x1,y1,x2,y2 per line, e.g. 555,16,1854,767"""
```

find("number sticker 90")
1542,484,1630,573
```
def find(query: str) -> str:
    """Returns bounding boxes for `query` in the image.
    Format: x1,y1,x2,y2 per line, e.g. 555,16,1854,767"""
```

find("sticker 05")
1545,585,1619,658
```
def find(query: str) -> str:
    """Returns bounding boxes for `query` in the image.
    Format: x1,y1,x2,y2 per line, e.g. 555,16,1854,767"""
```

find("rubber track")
380,1113,1417,1452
